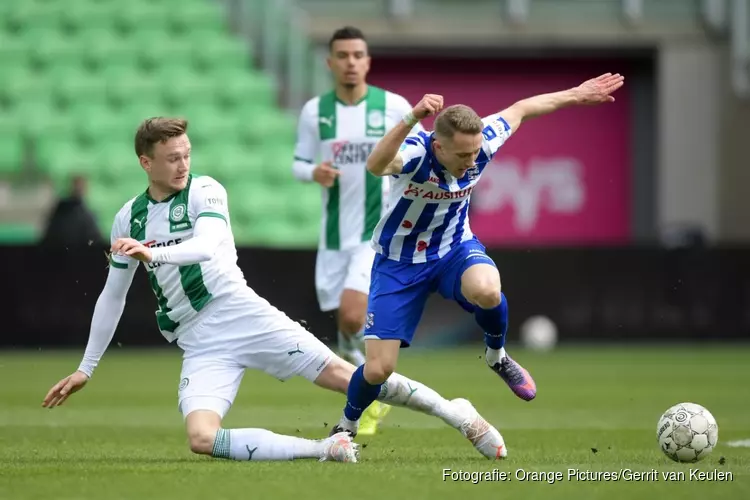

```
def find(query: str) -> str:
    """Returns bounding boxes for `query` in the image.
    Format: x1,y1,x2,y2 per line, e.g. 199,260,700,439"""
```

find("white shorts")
175,290,334,419
315,242,375,312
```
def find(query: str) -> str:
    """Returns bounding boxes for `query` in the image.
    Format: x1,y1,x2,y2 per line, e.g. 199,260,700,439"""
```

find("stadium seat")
0,0,318,246
0,37,28,73
14,102,72,140
0,223,39,244
0,133,25,175
82,32,141,72
167,2,229,36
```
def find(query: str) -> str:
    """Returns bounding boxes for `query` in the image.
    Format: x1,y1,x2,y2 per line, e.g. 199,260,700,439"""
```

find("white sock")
376,373,465,428
336,415,359,435
338,330,366,366
212,428,325,461
485,347,506,367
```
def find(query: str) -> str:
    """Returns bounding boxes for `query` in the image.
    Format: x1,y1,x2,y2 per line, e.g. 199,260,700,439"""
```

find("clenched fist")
412,94,444,120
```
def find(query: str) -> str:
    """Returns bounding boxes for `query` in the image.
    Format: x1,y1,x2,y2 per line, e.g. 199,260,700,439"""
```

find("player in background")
42,118,508,463
292,26,423,434
330,73,626,437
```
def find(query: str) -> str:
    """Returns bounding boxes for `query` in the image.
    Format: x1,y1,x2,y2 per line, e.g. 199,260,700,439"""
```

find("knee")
338,309,364,335
187,426,218,455
364,357,396,384
472,284,502,310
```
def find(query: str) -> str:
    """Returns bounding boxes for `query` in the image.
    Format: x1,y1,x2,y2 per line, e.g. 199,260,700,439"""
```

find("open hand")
42,371,89,408
574,73,625,105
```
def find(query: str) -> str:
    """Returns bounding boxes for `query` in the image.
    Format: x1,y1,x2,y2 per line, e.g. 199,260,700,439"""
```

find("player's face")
140,134,191,194
434,132,483,178
328,39,370,88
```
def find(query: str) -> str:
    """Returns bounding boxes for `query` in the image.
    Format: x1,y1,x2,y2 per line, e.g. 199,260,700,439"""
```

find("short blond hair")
434,105,483,139
134,117,189,157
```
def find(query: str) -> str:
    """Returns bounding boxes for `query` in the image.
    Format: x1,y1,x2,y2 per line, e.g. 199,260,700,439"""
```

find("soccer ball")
656,402,718,462
520,315,558,351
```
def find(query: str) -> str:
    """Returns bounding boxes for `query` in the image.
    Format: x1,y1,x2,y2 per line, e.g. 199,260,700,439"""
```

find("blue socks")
475,292,508,350
344,364,383,421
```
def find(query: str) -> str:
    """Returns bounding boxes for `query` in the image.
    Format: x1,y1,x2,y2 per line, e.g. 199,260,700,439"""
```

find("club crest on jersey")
169,203,191,233
366,109,385,137
170,204,186,220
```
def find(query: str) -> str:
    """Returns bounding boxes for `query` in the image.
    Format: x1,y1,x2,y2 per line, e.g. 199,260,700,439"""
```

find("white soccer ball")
656,402,718,462
520,315,558,351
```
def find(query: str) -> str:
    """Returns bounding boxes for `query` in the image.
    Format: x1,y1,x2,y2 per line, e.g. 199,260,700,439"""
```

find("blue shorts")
363,238,497,347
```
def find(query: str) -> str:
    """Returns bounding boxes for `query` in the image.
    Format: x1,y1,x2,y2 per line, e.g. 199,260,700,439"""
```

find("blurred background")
2,0,750,349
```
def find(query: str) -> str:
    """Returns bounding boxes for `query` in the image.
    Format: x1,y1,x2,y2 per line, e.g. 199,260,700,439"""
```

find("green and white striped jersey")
293,85,422,251
109,174,246,342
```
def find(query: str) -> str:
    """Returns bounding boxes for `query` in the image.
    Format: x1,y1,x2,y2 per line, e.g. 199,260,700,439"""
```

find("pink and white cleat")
320,431,360,463
451,398,508,460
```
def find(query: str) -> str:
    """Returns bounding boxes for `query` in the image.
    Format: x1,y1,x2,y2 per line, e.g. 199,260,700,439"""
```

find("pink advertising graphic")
369,57,631,245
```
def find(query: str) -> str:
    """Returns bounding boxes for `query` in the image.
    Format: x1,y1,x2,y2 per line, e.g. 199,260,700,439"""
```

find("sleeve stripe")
197,212,228,223
109,256,129,269
496,116,511,132
294,156,313,163
402,156,422,174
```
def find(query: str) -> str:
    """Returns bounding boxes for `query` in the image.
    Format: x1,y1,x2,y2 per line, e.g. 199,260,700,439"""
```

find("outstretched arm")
499,73,625,133
77,263,137,377
367,94,444,177
42,253,137,408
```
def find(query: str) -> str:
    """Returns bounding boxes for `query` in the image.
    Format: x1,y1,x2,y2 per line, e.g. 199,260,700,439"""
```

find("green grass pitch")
1,345,748,499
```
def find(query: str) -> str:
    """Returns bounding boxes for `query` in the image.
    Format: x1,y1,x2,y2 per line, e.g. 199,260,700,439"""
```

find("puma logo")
133,218,144,228
319,116,333,127
246,445,258,460
287,343,304,356
404,383,418,404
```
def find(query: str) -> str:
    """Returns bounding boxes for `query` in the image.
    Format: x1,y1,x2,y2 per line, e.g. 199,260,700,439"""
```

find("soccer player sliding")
331,73,626,456
41,117,514,464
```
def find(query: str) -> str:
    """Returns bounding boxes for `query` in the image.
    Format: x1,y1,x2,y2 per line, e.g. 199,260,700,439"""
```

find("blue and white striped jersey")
370,113,513,263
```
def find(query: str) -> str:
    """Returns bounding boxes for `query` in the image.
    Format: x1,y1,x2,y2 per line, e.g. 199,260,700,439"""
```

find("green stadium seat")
55,76,110,114
192,36,253,74
214,70,276,109
231,115,295,150
82,32,141,72
0,0,315,246
0,223,39,244
167,2,228,36
87,138,139,183
111,3,173,38
87,182,124,231
29,34,86,74
67,3,120,35
14,102,72,140
0,38,28,75
0,133,25,175
160,78,218,112
1,69,49,107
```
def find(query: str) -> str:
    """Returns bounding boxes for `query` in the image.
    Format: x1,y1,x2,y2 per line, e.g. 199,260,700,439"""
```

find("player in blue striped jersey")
332,73,625,438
